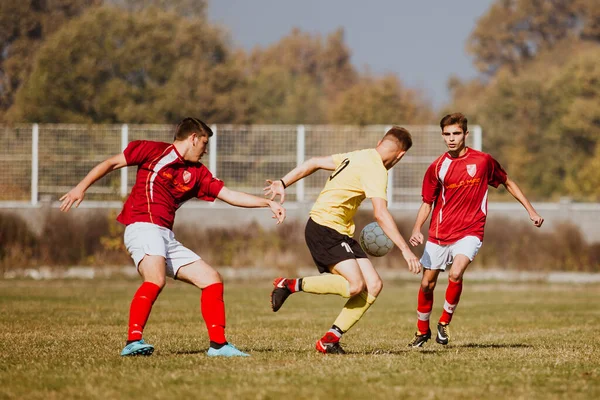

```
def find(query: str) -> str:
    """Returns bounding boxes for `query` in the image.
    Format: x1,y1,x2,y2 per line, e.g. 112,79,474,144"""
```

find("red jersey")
422,148,507,245
116,140,224,230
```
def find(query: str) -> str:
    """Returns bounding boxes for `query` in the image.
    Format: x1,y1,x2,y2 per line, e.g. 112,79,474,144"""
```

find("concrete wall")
2,199,599,243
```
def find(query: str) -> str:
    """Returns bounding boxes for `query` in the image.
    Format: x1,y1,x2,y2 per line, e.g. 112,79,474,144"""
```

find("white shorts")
420,236,482,271
123,222,201,279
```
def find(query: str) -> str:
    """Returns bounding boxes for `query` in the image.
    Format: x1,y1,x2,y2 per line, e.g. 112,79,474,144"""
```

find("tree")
245,65,323,124
328,75,432,125
0,0,101,120
320,28,358,98
550,49,600,198
245,27,358,122
10,6,245,123
452,45,600,200
467,0,599,76
106,0,207,18
248,28,323,81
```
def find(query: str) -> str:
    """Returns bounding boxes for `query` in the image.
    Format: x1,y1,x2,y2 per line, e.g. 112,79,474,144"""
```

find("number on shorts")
341,242,353,253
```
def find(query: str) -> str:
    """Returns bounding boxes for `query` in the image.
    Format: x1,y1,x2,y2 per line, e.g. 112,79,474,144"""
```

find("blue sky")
208,0,495,109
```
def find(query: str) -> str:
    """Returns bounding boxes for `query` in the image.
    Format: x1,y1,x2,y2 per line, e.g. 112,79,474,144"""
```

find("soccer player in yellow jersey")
264,126,422,354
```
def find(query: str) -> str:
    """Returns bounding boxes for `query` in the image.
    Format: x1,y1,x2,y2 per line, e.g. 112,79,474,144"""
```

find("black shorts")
305,217,368,274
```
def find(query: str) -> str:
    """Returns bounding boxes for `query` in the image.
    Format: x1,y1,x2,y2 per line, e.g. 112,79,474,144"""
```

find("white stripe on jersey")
481,188,488,216
149,150,178,201
438,158,453,224
438,157,452,183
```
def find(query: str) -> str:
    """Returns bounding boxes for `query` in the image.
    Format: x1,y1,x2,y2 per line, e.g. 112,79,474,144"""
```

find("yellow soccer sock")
332,291,377,333
301,275,351,298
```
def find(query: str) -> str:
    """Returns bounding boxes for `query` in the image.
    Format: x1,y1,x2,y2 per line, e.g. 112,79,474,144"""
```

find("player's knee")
146,276,166,289
367,278,383,297
421,280,436,293
348,280,366,297
448,271,463,282
210,270,223,284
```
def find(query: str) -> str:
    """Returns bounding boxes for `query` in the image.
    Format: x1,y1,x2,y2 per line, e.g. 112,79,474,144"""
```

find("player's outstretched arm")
372,197,422,274
217,187,286,224
60,153,127,212
409,202,433,246
264,156,336,204
502,177,544,228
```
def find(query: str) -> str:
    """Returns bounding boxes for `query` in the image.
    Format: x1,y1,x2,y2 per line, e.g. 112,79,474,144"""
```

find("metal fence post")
120,124,128,198
210,124,217,176
31,124,39,205
296,125,305,202
472,125,482,151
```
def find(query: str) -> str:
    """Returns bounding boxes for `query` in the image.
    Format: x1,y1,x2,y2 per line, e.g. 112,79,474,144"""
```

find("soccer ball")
359,222,394,257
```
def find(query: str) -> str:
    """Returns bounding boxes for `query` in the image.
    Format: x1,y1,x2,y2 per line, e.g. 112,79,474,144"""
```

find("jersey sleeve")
331,152,347,166
487,155,508,188
196,166,225,202
421,161,441,205
123,140,154,166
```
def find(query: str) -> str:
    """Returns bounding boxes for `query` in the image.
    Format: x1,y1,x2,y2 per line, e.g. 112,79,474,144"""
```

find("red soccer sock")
201,283,227,344
416,287,434,334
439,279,463,325
287,278,302,293
127,282,162,342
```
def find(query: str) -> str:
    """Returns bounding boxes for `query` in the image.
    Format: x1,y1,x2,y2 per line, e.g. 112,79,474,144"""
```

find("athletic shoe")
207,343,250,357
436,322,450,345
407,329,432,348
120,339,154,356
271,277,293,312
315,332,346,354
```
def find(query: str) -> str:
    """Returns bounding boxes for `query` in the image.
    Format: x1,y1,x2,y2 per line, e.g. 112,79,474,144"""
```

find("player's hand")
402,249,422,274
530,213,544,228
409,230,424,246
264,179,286,204
268,200,286,224
59,187,85,212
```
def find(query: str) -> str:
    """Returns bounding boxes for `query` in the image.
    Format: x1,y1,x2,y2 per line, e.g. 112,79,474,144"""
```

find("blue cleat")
207,343,250,357
121,339,154,356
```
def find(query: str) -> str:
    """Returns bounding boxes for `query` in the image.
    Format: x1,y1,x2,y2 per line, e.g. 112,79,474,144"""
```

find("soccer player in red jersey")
407,113,544,347
60,117,285,357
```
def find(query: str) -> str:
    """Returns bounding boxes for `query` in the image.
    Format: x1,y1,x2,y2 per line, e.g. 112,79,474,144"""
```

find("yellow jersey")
309,148,388,237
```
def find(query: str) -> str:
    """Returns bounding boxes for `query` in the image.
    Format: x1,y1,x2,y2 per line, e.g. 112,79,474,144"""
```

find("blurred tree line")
0,0,432,125
0,0,599,200
448,0,600,200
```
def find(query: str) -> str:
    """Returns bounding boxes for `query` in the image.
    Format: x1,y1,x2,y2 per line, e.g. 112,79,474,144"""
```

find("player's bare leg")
177,260,249,357
177,259,221,288
436,255,471,345
121,255,166,356
408,268,441,347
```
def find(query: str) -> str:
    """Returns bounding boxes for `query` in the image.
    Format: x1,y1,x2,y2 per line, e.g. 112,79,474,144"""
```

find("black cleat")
435,323,450,345
408,329,432,348
271,278,292,312
316,333,346,354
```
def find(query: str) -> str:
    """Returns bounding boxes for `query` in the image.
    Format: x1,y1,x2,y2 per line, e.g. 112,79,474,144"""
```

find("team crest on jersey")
466,164,477,177
183,170,191,184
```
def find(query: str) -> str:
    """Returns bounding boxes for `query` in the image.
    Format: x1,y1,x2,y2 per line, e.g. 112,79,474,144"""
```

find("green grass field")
1,278,598,399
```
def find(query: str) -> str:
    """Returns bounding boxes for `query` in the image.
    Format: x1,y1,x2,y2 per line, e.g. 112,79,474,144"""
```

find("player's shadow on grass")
345,349,425,355
172,349,207,355
457,343,531,349
353,343,531,355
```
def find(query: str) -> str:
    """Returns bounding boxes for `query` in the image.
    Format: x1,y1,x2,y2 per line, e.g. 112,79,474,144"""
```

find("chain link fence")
0,123,480,205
